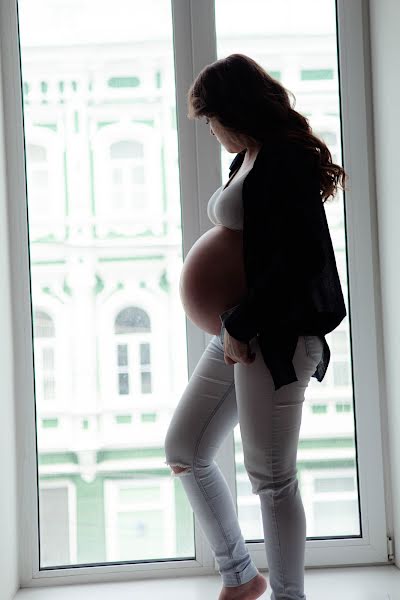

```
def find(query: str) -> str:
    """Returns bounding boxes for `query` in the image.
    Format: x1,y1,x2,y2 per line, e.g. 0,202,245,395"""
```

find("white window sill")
13,564,399,599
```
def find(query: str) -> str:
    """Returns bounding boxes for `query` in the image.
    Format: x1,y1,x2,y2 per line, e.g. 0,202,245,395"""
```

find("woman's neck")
243,143,262,167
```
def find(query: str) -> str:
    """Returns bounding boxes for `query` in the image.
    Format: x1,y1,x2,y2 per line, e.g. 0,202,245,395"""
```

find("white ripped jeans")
164,329,323,599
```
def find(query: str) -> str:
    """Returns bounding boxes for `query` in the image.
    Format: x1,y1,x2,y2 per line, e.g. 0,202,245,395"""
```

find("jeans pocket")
304,335,323,364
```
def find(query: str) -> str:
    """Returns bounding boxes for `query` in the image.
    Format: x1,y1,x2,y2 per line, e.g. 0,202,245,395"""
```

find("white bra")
207,169,250,231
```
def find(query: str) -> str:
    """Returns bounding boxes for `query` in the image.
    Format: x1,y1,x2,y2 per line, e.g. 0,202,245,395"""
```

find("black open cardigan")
219,136,347,391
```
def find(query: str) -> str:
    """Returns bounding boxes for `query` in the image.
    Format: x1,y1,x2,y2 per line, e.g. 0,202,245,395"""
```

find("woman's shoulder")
259,136,317,163
229,137,318,181
251,140,319,190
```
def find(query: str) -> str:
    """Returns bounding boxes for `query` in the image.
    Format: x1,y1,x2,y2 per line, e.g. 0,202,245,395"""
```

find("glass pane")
140,371,152,394
118,373,129,395
33,310,55,338
42,347,54,369
18,0,191,568
112,168,123,185
131,165,145,184
115,307,150,334
117,344,128,367
215,0,356,541
140,343,150,365
43,378,56,401
27,143,47,162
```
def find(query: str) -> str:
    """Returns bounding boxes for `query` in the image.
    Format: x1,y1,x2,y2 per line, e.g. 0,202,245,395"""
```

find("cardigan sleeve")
220,145,325,344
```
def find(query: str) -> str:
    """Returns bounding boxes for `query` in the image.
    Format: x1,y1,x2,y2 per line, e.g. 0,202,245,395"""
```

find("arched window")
115,306,150,333
109,140,147,212
114,307,152,396
24,126,65,240
33,310,56,402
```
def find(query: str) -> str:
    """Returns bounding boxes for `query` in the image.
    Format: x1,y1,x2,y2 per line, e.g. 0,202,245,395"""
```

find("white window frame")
0,0,389,589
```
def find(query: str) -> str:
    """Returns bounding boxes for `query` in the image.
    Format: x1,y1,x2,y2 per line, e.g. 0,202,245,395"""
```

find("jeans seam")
271,404,287,595
192,381,243,584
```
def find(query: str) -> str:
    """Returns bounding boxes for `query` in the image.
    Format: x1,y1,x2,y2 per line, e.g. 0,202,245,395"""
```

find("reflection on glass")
215,0,356,541
18,0,192,567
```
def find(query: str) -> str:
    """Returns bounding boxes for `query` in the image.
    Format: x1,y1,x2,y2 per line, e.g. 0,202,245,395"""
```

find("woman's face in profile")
206,116,247,153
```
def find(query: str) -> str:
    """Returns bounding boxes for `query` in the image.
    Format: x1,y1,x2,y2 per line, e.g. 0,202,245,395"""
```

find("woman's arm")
219,296,259,345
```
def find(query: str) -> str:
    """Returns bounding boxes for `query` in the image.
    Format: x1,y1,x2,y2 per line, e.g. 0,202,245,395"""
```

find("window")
4,0,386,588
214,0,358,546
140,343,152,394
104,479,172,561
39,482,76,567
114,307,152,397
92,122,163,237
33,310,56,403
27,143,48,210
24,127,65,239
109,140,146,211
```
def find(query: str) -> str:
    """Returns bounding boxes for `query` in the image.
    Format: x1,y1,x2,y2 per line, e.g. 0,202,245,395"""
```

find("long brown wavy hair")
187,53,348,203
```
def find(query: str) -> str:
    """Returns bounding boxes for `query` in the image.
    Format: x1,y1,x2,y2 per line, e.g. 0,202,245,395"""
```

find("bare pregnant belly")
179,225,247,335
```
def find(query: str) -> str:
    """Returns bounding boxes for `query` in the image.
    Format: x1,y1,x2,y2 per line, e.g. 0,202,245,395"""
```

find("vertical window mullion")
171,0,220,372
171,0,223,569
336,0,388,562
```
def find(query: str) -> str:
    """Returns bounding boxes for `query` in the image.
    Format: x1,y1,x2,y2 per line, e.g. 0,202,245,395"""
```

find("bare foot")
218,572,268,600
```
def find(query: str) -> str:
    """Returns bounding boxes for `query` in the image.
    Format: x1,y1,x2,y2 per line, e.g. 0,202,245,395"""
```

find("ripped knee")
172,466,189,475
164,461,192,477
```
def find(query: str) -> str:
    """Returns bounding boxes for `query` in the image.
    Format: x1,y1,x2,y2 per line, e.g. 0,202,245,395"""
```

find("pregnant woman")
164,53,347,600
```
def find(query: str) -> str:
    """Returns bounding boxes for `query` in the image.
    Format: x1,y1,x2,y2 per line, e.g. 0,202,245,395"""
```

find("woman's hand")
223,329,256,365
